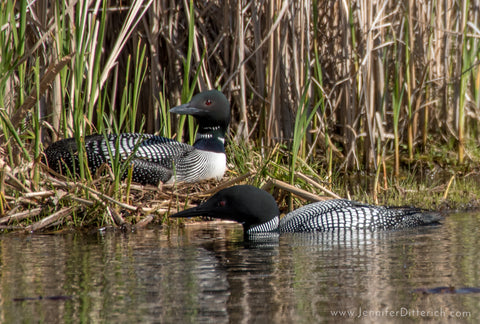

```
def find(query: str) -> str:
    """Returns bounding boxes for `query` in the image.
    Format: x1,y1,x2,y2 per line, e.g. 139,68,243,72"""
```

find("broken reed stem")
294,172,342,199
0,207,43,224
24,191,56,198
262,178,330,202
106,206,126,226
68,195,95,207
76,182,153,213
5,172,32,193
25,207,76,232
11,54,75,129
443,175,455,200
201,172,253,196
135,215,155,228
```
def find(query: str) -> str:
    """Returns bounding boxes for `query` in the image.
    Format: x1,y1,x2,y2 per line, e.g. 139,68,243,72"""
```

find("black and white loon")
44,90,230,185
171,185,441,235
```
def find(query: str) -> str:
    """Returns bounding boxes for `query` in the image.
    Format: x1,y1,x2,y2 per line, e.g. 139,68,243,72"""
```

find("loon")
171,185,441,236
44,90,230,185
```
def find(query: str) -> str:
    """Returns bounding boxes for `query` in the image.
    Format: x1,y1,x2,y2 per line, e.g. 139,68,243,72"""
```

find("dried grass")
1,0,480,231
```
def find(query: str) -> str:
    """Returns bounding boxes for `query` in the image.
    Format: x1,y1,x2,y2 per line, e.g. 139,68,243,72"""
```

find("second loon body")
171,185,441,235
44,90,230,185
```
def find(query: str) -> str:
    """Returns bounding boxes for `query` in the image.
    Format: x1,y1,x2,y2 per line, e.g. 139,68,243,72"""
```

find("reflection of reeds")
1,1,480,229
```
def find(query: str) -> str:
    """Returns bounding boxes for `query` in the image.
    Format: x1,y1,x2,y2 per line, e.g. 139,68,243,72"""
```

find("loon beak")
170,203,217,219
169,103,205,115
170,197,232,220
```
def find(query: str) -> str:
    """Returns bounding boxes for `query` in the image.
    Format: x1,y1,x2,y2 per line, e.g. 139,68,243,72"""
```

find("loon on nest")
170,185,441,236
43,90,230,185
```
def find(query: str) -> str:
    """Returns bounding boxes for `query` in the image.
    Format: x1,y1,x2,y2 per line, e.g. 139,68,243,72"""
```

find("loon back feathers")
43,90,230,185
170,185,441,235
44,133,190,184
278,199,440,232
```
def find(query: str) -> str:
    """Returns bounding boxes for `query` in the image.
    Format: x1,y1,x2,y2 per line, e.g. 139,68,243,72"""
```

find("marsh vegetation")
1,0,480,231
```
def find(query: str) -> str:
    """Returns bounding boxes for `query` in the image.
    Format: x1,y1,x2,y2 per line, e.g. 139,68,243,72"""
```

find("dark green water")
0,213,479,323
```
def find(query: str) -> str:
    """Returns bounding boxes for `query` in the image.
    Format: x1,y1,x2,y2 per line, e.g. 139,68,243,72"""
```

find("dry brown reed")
5,1,475,166
1,0,480,231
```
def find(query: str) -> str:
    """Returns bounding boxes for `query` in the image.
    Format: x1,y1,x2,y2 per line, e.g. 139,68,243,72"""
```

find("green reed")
392,68,404,177
290,83,321,186
177,0,203,146
158,79,172,138
404,4,414,160
0,0,28,164
456,0,468,164
131,42,147,132
71,0,91,180
55,0,71,137
456,0,478,164
32,58,41,187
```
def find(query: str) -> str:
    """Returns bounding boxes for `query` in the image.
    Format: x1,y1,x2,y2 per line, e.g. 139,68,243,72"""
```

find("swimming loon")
170,185,441,235
44,90,230,185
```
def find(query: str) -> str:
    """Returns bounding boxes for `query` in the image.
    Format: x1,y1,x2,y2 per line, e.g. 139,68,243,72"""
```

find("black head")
170,90,230,131
170,185,280,232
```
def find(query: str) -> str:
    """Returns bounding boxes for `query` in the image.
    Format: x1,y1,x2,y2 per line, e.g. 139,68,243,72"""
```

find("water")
0,212,479,323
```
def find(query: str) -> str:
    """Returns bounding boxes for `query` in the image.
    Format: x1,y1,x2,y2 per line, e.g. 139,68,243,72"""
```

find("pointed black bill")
169,103,204,115
170,205,212,218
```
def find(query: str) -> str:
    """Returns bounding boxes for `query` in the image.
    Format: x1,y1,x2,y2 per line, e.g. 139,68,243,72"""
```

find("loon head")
170,90,230,133
170,185,280,233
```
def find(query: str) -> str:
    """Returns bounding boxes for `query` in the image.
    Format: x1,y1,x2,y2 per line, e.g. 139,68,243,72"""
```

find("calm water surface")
0,212,479,323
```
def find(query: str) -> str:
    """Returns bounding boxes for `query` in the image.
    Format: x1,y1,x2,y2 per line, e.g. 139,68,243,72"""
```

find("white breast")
198,151,227,180
165,150,227,184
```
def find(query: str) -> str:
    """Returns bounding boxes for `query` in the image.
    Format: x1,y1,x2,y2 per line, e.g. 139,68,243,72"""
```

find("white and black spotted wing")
278,199,440,232
44,133,226,185
45,133,192,185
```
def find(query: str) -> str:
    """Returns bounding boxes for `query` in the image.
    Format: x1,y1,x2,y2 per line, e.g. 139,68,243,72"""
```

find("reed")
392,37,404,178
290,83,321,185
3,1,479,161
158,81,172,138
455,0,469,164
0,0,480,231
176,0,200,146
0,0,25,163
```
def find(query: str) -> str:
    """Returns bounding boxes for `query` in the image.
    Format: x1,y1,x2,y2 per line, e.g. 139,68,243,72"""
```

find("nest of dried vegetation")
0,153,340,234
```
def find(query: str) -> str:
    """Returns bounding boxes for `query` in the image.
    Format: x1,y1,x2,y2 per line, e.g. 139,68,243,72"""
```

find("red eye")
205,99,212,106
218,200,226,207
